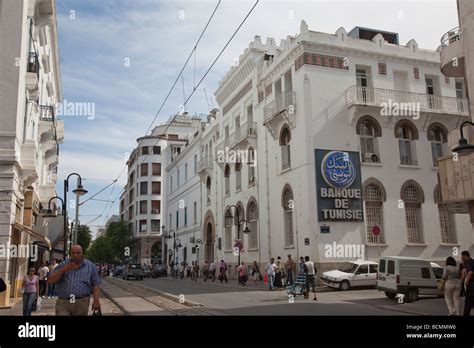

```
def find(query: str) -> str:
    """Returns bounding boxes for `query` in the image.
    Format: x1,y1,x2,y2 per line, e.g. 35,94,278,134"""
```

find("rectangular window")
193,202,197,224
185,163,188,181
141,163,148,176
151,219,160,232
152,163,161,176
142,147,149,155
421,267,431,279
194,154,197,174
184,207,187,226
153,146,161,154
387,260,395,275
177,170,180,187
140,200,147,214
151,200,160,214
139,219,147,233
405,205,424,244
152,182,161,195
176,211,179,229
170,176,173,192
140,182,148,195
379,259,386,273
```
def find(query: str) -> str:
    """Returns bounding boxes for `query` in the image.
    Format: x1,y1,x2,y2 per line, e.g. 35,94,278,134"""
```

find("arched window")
206,176,211,205
357,116,381,163
363,181,385,243
247,200,259,250
435,186,456,244
279,125,291,170
401,182,424,244
282,185,294,247
224,164,230,195
395,120,418,166
235,161,241,191
248,147,255,185
224,207,232,251
428,124,448,167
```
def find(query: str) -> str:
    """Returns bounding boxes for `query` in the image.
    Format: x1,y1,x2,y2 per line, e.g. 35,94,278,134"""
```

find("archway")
203,210,216,263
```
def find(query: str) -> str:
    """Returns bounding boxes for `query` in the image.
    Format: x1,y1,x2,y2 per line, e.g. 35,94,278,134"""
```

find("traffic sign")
372,225,381,236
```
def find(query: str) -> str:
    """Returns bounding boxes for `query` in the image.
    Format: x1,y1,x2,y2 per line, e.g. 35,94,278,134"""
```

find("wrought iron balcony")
197,156,213,173
263,91,296,125
39,105,55,122
27,52,40,79
220,122,257,150
346,86,468,116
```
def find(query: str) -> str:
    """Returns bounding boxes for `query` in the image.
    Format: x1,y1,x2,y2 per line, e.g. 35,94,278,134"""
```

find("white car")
321,260,378,291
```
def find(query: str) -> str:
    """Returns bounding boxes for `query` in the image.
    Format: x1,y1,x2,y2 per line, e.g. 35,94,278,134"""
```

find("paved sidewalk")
0,290,123,316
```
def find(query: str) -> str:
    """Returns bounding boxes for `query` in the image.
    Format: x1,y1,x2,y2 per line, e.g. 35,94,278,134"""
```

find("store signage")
315,150,363,221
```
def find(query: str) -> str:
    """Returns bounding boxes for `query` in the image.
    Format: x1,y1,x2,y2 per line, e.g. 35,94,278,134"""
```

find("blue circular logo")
321,151,356,188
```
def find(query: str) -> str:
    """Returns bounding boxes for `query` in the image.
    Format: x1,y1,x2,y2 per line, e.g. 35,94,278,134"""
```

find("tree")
77,225,92,252
85,221,131,263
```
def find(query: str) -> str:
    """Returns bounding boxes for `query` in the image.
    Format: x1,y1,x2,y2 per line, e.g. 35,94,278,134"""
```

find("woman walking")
251,261,261,285
274,261,284,289
442,256,462,315
22,268,39,316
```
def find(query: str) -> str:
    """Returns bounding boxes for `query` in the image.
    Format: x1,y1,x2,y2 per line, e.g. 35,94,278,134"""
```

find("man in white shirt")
265,258,276,291
304,256,317,300
38,262,50,298
209,261,216,281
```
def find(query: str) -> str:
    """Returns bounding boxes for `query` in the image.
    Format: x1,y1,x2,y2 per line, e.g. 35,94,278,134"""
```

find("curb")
110,278,203,308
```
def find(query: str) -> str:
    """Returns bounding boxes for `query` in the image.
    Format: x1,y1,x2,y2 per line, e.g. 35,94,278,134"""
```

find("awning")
13,222,51,249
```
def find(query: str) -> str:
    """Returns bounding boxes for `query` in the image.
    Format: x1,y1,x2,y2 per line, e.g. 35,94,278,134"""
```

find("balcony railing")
441,27,462,48
346,86,469,116
221,122,257,149
39,105,55,122
197,156,213,173
263,91,296,124
27,52,40,79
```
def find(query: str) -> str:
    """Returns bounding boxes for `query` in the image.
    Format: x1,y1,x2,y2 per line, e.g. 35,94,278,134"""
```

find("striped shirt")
53,258,101,299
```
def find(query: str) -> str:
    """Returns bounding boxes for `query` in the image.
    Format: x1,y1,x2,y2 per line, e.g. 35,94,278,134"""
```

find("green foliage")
85,221,131,263
77,225,92,252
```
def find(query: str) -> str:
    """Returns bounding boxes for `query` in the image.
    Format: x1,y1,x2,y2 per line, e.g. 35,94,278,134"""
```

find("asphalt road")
137,276,441,315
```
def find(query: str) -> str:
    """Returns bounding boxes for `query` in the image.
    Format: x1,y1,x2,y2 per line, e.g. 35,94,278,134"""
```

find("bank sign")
315,149,363,221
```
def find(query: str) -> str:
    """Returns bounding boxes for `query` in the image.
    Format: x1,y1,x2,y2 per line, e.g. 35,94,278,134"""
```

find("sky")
54,0,460,238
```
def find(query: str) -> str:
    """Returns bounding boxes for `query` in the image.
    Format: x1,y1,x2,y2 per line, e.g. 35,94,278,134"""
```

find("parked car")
321,260,378,291
143,265,152,279
123,264,145,280
151,262,168,278
376,256,444,302
113,265,124,277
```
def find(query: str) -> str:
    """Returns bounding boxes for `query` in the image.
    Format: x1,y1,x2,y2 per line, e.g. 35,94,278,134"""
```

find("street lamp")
43,196,66,258
64,173,88,248
225,205,251,266
452,121,474,155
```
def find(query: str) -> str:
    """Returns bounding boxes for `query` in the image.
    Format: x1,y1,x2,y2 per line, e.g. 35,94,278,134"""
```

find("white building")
196,21,473,275
120,113,204,265
0,0,64,307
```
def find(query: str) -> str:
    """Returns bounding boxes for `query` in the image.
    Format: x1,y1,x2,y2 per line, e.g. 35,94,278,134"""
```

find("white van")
376,256,443,302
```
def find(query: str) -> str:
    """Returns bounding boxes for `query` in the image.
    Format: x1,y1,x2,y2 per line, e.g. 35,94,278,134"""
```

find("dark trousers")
23,292,37,316
286,269,294,285
39,280,47,297
463,287,473,316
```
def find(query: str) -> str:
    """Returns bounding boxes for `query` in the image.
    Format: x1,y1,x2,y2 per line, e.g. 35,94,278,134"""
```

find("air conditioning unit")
152,209,159,214
140,224,147,231
247,128,256,135
363,153,380,163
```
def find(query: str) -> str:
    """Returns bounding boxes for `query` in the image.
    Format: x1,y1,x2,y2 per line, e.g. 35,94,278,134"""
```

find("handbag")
92,308,102,316
438,279,446,292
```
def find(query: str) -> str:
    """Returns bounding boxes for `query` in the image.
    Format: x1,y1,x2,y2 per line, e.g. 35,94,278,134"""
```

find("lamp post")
43,196,66,259
164,230,177,264
452,121,474,154
225,205,251,266
64,173,88,249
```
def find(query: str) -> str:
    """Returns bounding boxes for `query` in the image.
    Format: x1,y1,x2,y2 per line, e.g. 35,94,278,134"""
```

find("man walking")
38,261,49,298
303,256,317,301
209,260,216,281
237,261,248,286
48,245,101,316
265,258,276,291
202,261,209,281
461,251,474,316
47,259,59,298
285,254,295,286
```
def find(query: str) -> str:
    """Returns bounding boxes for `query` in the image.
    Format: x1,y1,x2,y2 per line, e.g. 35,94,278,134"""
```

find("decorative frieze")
295,52,349,71
222,80,252,115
